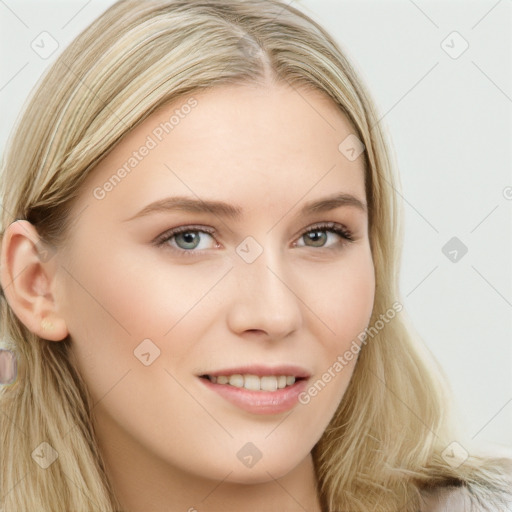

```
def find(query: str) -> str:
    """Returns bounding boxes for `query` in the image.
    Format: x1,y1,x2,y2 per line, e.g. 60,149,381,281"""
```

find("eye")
154,221,354,256
154,225,218,255
294,222,354,250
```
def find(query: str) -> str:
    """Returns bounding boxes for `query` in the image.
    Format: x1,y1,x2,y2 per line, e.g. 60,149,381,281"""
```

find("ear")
0,220,68,341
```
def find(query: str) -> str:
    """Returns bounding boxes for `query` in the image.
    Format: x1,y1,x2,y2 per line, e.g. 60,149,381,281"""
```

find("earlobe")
0,220,69,342
39,315,68,341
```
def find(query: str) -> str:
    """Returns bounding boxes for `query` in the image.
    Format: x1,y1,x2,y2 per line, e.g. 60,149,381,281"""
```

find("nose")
225,243,303,341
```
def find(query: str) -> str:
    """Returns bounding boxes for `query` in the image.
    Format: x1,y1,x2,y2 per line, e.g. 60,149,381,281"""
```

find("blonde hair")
1,1,511,510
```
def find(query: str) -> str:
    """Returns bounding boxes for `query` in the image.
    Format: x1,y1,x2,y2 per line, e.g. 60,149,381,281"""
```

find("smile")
201,374,299,391
198,373,310,415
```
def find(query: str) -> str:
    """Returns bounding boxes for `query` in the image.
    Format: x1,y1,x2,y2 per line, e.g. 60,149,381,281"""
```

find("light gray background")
1,0,511,452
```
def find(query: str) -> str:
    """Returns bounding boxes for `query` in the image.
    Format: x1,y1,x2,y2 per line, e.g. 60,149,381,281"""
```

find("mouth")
196,365,311,415
199,373,307,392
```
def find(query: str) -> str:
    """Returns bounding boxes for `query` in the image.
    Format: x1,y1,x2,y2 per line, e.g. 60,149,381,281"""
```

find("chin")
225,465,293,485
229,453,306,484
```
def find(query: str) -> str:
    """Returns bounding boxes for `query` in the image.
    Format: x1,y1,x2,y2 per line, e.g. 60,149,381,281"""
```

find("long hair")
1,1,511,511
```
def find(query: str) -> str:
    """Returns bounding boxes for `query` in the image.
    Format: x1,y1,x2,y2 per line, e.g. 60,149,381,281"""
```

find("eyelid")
294,221,353,244
153,224,217,255
153,221,354,256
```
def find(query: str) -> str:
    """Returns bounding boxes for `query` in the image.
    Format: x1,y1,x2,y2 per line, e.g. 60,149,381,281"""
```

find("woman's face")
54,83,374,485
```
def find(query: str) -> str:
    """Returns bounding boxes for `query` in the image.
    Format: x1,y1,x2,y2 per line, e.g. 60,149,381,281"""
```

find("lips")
197,364,311,414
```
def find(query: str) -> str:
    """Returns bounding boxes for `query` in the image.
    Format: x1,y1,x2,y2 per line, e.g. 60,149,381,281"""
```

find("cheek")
309,247,375,344
59,244,228,392
295,252,374,423
302,247,374,393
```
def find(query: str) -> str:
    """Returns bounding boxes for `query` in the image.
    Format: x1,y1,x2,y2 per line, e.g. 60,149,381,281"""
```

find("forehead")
72,83,366,224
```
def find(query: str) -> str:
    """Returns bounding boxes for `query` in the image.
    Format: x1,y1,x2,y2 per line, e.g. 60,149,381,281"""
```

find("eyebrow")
123,192,367,222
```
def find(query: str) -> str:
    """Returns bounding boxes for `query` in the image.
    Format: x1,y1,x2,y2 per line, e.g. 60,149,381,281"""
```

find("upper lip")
199,364,311,379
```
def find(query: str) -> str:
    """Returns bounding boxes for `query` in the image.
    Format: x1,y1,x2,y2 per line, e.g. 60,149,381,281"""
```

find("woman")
0,1,511,511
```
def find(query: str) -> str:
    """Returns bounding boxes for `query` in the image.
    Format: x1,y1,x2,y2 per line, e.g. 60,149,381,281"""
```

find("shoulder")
418,485,512,512
419,485,472,512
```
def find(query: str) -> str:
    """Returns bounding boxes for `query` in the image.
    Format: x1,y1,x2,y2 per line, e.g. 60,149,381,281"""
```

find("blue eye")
154,222,354,256
154,225,217,254
296,222,354,249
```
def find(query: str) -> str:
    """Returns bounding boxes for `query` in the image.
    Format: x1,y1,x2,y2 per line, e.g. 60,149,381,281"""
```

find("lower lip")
198,377,309,415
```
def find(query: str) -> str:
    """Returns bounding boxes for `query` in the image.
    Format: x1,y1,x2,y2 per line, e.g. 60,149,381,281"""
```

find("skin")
1,82,375,512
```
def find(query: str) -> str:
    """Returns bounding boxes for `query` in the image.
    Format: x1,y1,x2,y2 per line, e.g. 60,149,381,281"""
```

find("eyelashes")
154,221,355,257
293,222,354,248
154,225,218,255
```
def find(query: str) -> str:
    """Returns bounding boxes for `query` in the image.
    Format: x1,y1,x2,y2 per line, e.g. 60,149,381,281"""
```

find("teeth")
207,374,297,391
244,374,260,391
260,376,277,391
229,374,244,388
